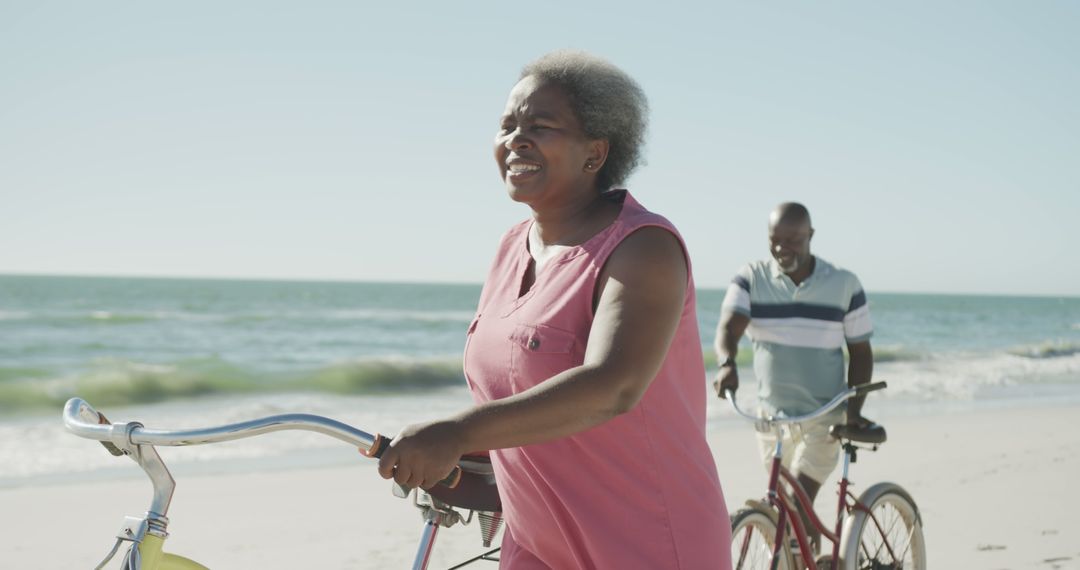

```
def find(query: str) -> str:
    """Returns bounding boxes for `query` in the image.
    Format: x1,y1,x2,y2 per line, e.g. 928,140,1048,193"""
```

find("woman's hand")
376,419,468,489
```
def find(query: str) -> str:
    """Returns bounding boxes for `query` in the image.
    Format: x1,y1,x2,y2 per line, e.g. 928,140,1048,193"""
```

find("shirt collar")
769,259,785,279
770,256,824,283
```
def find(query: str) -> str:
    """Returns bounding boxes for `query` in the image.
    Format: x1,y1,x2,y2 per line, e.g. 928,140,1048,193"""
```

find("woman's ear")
584,139,610,172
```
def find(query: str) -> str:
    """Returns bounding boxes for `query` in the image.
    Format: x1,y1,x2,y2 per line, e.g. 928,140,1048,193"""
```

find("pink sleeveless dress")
463,191,731,569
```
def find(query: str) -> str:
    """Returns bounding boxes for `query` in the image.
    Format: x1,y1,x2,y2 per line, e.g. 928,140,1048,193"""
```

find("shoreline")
5,381,1080,489
2,401,1079,568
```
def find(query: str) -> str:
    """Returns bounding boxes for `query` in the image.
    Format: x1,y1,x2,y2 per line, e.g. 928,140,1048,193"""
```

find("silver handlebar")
63,397,379,452
63,397,388,521
724,381,886,427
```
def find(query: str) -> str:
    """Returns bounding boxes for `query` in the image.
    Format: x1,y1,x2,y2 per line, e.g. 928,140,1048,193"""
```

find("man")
715,202,873,550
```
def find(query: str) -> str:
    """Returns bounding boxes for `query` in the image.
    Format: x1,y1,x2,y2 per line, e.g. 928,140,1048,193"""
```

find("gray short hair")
520,50,649,191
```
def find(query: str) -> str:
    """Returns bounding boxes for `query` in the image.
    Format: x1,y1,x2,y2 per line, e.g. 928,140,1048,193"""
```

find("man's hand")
714,363,739,399
714,311,749,400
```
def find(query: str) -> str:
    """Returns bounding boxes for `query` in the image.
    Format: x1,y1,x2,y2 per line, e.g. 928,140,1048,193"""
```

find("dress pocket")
508,323,579,390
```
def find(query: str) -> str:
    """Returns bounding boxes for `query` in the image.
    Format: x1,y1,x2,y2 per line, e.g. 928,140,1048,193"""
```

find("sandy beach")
2,402,1078,569
711,403,1080,570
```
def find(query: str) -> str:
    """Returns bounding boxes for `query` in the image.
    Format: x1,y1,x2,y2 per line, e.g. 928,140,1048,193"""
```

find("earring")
584,162,594,171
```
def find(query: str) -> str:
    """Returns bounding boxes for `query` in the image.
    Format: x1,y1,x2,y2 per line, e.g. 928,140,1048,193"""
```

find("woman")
378,50,731,569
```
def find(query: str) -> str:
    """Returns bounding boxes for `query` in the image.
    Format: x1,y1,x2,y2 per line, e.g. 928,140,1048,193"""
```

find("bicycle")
725,381,926,570
62,397,504,570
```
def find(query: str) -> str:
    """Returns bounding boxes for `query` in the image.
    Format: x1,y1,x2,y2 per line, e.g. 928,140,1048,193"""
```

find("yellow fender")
139,534,211,570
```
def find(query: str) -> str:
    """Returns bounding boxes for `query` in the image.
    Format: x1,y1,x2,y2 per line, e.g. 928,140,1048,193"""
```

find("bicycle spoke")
882,503,916,566
736,526,754,568
859,538,886,565
895,535,912,564
857,499,921,569
735,524,773,569
876,504,901,561
731,508,787,570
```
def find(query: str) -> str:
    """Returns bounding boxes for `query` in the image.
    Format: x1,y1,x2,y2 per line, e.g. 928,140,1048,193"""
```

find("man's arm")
713,310,749,398
845,340,873,421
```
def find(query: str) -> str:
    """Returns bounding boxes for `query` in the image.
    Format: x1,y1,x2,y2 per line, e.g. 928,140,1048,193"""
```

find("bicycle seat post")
844,441,858,464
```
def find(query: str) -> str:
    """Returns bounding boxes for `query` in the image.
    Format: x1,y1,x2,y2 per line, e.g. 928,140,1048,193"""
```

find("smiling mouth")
507,163,541,174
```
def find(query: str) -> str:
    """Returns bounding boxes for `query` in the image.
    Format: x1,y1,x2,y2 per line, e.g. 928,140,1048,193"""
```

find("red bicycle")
726,381,926,570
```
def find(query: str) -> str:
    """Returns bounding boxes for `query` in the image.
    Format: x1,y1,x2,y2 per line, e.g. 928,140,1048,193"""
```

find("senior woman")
377,51,731,569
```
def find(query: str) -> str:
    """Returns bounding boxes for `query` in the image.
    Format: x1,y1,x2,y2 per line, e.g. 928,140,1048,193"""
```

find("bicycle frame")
727,382,889,570
759,432,860,570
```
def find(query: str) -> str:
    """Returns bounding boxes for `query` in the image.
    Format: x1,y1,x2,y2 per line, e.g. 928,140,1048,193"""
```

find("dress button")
528,338,540,350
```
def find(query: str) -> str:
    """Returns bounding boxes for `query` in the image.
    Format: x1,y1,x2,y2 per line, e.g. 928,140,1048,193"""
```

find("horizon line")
1,271,1077,300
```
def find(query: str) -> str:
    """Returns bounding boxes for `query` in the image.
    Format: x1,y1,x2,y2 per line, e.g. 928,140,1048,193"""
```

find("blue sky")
2,1,1077,296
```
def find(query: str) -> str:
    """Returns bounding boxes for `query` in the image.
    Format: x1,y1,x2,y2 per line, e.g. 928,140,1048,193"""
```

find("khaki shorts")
755,413,841,484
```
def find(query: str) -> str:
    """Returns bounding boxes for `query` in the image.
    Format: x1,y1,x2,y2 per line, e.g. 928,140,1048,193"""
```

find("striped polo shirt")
721,256,872,416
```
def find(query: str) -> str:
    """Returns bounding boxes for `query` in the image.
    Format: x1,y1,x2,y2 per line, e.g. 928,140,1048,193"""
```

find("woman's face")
494,76,601,205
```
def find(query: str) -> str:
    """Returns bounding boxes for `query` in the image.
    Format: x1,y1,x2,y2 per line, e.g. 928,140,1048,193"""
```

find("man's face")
768,220,813,274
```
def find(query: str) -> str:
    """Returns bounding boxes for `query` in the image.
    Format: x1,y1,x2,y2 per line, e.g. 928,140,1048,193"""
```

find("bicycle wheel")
839,483,926,570
730,506,793,570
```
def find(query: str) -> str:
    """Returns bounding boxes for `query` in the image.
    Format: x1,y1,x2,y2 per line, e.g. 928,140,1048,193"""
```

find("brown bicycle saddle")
424,455,502,512
829,422,887,444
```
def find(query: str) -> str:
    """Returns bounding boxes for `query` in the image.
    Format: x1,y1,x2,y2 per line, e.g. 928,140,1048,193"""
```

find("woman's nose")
504,130,531,150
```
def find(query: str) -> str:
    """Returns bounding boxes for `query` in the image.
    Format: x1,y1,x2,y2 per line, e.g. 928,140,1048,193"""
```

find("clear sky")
2,1,1077,296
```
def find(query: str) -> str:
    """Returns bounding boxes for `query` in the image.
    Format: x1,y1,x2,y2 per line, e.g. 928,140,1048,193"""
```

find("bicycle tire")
730,506,794,570
839,482,926,570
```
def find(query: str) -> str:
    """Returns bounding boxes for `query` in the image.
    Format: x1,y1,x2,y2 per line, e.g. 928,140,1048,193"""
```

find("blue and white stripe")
722,258,872,349
720,257,873,415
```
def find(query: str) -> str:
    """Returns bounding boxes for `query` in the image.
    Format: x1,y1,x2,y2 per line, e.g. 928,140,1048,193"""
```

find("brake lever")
76,403,125,456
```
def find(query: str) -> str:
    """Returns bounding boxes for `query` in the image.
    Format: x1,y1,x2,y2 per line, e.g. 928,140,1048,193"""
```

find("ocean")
2,274,1078,486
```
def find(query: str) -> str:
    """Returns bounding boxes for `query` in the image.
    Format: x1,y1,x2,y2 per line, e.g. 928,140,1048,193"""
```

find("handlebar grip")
855,381,887,394
361,433,462,489
365,433,392,458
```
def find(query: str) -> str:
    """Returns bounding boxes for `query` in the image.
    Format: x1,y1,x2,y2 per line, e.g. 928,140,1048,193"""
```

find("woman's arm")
377,226,689,489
